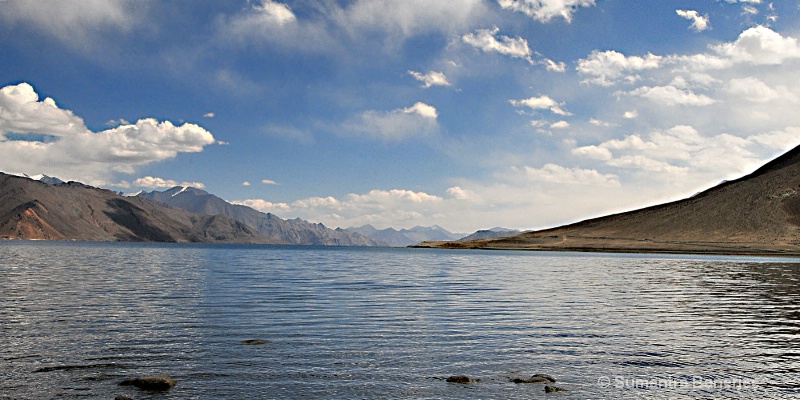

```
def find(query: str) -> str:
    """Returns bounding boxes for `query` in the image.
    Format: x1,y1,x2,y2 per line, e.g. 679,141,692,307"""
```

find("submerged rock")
545,385,568,392
446,375,478,384
241,339,269,345
512,373,556,384
119,375,176,391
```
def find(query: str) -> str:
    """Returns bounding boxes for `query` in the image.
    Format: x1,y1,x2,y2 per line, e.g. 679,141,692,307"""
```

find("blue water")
1,241,798,399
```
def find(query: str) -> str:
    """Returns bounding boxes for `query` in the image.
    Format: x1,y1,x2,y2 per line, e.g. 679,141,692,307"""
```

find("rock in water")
119,375,176,391
115,396,134,400
446,375,478,384
512,373,557,384
241,339,269,345
545,385,568,392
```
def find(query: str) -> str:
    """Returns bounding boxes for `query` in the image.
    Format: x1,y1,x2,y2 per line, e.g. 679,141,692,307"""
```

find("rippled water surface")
1,241,799,399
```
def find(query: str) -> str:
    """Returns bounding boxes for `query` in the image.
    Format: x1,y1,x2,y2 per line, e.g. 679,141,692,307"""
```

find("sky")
2,0,800,233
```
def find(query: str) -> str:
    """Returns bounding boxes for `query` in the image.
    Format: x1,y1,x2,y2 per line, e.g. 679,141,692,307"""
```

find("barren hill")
0,173,275,243
417,145,800,255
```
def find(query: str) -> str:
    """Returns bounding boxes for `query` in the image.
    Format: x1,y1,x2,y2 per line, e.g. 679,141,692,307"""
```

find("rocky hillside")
0,173,273,243
137,187,383,246
417,144,800,255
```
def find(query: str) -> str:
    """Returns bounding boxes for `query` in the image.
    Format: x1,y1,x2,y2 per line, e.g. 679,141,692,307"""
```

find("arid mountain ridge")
0,173,450,245
416,143,800,255
0,173,268,243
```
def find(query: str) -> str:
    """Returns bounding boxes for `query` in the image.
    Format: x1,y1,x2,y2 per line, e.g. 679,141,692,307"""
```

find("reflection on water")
0,242,798,399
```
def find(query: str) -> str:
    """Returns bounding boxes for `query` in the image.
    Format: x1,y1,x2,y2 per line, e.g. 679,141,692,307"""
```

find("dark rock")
545,385,568,392
512,373,556,384
241,339,269,345
119,375,176,391
115,396,134,400
446,375,478,384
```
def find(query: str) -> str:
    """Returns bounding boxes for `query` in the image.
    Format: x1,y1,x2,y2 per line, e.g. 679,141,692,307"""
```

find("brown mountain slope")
418,145,800,255
0,173,276,243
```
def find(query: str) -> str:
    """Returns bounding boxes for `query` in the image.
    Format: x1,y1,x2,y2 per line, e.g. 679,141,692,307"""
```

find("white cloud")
220,0,488,49
0,0,140,49
403,102,438,119
408,70,451,88
0,83,216,184
204,112,215,118
520,163,619,186
676,9,710,32
462,27,532,61
0,82,87,137
550,120,570,129
623,110,638,119
571,145,612,160
131,176,205,189
724,77,796,103
497,0,596,23
227,0,296,34
262,179,278,185
713,26,800,65
589,118,614,127
577,50,662,86
572,125,800,179
243,181,251,186
625,85,716,106
510,95,571,115
232,199,291,213
446,186,473,200
343,0,488,38
345,102,439,141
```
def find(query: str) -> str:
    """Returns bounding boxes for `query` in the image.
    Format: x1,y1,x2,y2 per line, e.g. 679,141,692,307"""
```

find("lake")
1,241,798,399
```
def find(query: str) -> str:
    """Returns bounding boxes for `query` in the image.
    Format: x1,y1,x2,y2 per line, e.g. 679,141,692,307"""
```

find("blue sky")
2,0,800,233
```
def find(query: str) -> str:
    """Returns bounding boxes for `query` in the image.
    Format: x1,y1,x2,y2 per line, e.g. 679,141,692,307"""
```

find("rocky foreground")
416,144,800,256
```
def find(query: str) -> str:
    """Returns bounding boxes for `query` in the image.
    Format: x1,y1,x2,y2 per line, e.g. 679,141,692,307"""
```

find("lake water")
1,241,798,399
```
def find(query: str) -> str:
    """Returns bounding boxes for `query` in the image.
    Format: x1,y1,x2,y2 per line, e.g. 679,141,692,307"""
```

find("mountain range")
136,186,383,246
0,174,463,246
0,173,269,243
344,224,467,247
416,143,800,255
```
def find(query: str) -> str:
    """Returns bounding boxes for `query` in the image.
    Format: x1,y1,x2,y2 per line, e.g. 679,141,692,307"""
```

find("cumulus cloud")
572,125,800,177
713,26,800,65
262,179,278,185
0,82,87,136
345,102,439,141
235,188,448,229
510,95,571,115
724,77,795,103
128,176,206,189
0,82,216,184
550,120,570,129
676,9,710,32
497,0,596,23
408,70,451,88
232,199,291,213
446,186,473,200
519,164,619,186
577,50,662,86
625,85,716,106
462,27,533,61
